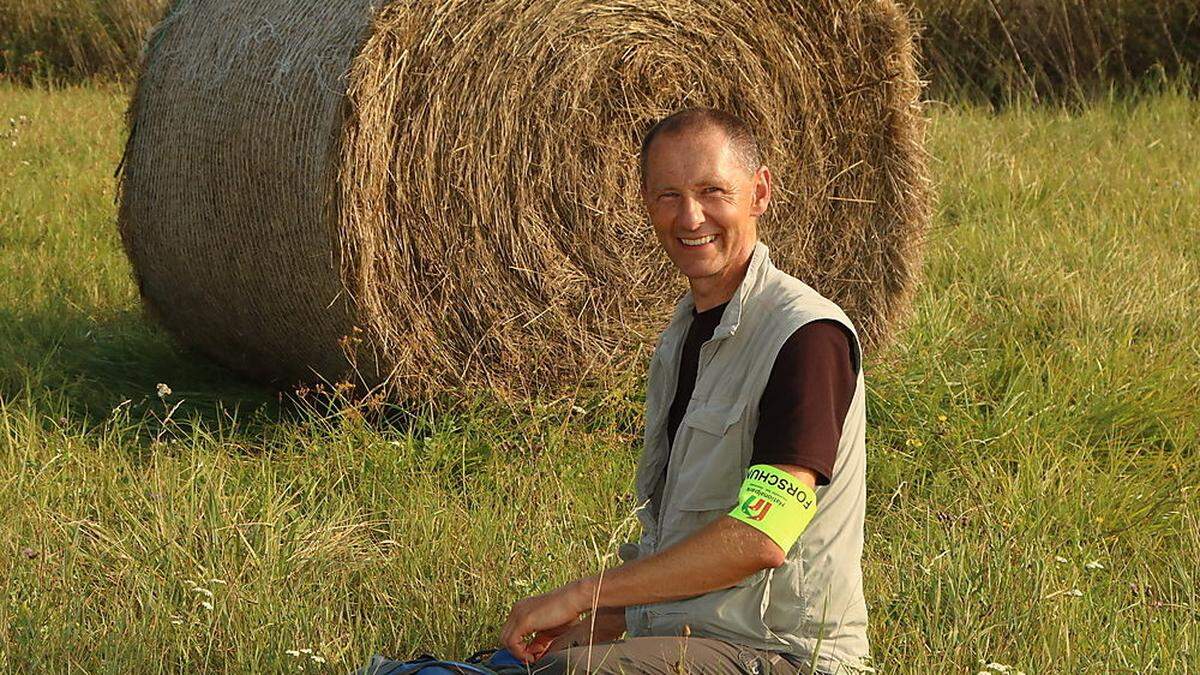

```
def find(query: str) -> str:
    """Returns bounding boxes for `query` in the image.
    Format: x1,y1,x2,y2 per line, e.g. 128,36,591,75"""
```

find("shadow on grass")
0,303,284,432
0,301,500,452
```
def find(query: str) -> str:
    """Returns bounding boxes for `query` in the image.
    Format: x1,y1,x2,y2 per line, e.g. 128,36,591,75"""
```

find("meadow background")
1,0,1199,103
1,1,1199,673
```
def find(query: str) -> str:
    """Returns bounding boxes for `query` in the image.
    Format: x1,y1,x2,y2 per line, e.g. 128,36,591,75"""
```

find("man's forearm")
500,465,818,661
569,516,783,612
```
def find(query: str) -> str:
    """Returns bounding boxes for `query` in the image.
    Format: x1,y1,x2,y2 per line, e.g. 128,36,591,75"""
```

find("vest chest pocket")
662,399,748,539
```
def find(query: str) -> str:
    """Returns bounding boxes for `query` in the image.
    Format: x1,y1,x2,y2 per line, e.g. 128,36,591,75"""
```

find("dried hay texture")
116,0,930,400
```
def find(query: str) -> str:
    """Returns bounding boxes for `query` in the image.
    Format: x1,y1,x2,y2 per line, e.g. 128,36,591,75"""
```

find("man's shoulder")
746,261,863,372
756,263,856,333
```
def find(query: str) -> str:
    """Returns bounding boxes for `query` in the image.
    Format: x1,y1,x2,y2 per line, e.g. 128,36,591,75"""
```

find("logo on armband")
740,497,772,521
732,465,819,550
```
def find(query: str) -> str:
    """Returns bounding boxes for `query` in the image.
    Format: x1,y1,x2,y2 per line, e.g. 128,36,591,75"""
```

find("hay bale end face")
116,0,930,400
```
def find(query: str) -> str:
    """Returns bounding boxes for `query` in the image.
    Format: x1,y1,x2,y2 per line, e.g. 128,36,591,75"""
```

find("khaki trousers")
529,636,826,675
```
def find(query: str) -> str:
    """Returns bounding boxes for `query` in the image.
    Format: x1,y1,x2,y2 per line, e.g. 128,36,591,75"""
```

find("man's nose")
674,195,704,231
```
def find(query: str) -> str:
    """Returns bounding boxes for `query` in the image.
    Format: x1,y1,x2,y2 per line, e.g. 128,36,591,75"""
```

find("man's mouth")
680,234,717,247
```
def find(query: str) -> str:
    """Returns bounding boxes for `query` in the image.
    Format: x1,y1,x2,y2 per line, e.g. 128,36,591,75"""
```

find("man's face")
641,127,771,283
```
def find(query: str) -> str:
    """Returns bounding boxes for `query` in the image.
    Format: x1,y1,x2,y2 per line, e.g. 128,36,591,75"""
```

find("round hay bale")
117,0,929,400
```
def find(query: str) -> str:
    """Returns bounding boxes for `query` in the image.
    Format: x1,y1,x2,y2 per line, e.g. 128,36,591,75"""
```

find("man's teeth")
681,235,716,247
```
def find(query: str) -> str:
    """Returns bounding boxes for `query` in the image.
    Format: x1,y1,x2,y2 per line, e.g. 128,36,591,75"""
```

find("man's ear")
750,166,772,217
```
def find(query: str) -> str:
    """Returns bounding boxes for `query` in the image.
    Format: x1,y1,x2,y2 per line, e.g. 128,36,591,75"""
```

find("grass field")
1,85,1198,672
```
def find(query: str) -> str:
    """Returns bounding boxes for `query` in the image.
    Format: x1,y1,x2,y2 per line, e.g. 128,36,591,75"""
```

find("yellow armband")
728,464,818,552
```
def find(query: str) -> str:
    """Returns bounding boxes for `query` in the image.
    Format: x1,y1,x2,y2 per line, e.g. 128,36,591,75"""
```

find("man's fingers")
501,613,533,662
499,611,522,658
531,642,552,663
506,630,527,656
506,634,535,663
501,592,583,663
502,628,526,660
528,632,551,649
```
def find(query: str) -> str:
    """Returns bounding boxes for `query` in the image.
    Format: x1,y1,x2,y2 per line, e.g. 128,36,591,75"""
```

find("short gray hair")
639,108,762,184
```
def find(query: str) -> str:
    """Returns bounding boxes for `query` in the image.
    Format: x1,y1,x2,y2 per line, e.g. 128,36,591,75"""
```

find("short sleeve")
751,320,856,486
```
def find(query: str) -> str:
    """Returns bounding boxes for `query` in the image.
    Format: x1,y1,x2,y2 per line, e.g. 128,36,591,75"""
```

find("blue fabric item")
485,649,523,667
358,649,527,675
359,655,492,675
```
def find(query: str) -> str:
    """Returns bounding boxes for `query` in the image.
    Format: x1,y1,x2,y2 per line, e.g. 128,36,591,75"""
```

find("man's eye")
659,193,680,200
703,186,724,194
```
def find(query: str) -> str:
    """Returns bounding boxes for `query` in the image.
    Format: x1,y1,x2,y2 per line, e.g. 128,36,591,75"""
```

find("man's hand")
520,616,582,663
546,607,627,653
500,582,588,662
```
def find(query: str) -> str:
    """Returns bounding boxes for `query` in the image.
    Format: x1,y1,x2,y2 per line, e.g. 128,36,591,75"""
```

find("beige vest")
623,241,871,674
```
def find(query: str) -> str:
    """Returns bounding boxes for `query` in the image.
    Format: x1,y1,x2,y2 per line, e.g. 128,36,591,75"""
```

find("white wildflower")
1084,560,1105,571
201,600,214,610
156,382,172,398
286,650,301,657
1054,555,1069,564
1066,588,1084,597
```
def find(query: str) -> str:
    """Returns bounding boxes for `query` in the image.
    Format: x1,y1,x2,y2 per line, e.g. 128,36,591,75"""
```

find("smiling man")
500,109,871,675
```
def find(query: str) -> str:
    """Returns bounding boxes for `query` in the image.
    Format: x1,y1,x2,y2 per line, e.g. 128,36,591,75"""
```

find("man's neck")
689,253,752,313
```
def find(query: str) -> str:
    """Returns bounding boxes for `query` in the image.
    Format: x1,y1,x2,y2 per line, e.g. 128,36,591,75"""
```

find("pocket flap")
681,398,747,436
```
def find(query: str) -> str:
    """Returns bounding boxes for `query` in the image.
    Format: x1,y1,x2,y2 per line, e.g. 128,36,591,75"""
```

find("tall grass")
1,0,1199,104
1,84,1197,671
0,0,166,84
917,0,1200,105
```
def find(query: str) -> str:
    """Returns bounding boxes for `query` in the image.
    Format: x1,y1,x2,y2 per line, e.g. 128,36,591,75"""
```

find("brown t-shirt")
666,302,856,486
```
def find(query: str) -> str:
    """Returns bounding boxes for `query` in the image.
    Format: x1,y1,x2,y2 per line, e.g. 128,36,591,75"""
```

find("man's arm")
538,605,627,654
500,464,818,662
